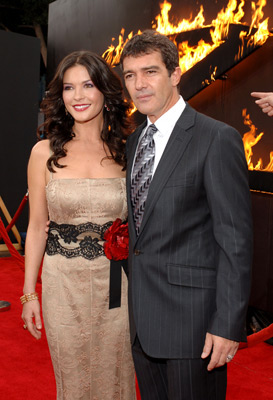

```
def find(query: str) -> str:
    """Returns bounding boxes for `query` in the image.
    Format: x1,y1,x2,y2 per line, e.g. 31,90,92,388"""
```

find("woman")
21,50,136,399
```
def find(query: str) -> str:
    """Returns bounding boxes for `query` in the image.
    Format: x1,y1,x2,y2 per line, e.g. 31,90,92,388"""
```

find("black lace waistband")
45,220,112,260
45,220,128,309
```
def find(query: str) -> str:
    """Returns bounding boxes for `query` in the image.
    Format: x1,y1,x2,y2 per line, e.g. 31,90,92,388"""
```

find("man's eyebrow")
123,65,160,75
122,69,132,76
142,65,160,71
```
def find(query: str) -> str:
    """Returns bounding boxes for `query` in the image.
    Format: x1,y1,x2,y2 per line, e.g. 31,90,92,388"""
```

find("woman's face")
62,64,105,124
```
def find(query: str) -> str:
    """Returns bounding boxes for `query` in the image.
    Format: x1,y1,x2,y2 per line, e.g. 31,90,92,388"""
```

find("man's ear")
171,67,182,87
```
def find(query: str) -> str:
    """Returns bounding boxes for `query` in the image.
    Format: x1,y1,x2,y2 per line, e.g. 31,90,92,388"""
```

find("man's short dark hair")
120,30,179,76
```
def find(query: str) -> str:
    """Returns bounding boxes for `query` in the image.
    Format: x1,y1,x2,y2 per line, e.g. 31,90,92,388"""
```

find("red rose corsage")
103,218,129,261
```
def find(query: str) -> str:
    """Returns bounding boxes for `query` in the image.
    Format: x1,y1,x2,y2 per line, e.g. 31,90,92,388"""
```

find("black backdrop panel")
188,37,273,168
0,31,40,232
47,0,273,80
48,0,273,144
48,0,157,80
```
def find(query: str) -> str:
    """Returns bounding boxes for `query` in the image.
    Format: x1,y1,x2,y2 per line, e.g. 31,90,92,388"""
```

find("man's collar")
146,96,186,135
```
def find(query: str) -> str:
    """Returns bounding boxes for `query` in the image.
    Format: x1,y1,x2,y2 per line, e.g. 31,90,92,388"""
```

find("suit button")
134,249,140,256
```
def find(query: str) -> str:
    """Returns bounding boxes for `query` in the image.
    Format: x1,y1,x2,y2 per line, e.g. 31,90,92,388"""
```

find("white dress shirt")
132,96,186,179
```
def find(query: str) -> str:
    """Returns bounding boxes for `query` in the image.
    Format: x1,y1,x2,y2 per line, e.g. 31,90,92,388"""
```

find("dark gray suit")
126,104,252,365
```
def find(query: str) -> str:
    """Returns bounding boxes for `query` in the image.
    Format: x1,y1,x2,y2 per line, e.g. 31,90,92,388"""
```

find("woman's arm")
21,140,49,339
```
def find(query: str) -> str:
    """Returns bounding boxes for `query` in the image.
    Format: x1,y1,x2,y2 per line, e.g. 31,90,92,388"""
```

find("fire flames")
202,66,218,86
242,108,273,171
102,1,273,168
102,0,272,75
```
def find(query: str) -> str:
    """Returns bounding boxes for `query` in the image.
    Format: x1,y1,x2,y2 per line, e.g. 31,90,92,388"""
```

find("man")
120,30,253,399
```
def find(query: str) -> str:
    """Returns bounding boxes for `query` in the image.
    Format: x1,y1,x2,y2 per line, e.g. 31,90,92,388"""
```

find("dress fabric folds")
42,177,136,400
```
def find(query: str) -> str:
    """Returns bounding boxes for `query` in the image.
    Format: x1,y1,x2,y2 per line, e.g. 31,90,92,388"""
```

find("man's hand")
251,92,273,117
201,333,239,371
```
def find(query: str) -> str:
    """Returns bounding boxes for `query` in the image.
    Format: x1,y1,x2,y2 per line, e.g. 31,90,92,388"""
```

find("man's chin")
134,104,153,116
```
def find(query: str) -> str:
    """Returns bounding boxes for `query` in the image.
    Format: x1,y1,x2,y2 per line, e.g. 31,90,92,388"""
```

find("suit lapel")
137,104,196,239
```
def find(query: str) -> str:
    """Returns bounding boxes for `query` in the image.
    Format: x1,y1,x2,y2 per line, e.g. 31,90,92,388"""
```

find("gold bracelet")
20,292,39,305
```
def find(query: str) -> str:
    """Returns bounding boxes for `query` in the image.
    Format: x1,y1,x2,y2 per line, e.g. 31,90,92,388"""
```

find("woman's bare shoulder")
28,140,50,172
31,139,50,157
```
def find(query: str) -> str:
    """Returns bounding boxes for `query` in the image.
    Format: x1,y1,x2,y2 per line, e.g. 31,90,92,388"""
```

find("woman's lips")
73,104,90,111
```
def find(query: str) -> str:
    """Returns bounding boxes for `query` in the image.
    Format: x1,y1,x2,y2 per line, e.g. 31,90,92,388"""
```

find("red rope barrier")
0,203,42,283
0,193,28,241
0,217,24,267
5,193,28,233
239,323,273,349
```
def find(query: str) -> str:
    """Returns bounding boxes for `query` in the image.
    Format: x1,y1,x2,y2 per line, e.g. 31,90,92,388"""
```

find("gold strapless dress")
42,178,136,400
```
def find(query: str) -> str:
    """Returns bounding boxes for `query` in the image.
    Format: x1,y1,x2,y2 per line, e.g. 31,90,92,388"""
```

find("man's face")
122,51,181,123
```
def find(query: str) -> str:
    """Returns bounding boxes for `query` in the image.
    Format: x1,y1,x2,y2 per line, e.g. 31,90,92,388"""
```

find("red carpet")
227,343,273,399
0,257,55,400
0,256,273,399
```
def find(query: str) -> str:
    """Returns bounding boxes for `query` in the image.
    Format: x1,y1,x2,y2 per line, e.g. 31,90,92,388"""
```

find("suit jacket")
126,103,253,359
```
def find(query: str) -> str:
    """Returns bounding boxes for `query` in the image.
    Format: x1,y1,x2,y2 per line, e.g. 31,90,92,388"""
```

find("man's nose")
135,74,147,90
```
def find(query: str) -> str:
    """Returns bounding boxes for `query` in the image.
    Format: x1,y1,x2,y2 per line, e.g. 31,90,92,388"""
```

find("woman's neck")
72,118,103,143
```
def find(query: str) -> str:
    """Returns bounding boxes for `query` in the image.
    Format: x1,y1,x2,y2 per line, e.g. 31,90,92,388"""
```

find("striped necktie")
131,124,157,235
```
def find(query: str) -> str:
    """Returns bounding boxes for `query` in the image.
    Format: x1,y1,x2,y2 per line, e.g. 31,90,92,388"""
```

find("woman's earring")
104,104,110,112
65,107,68,115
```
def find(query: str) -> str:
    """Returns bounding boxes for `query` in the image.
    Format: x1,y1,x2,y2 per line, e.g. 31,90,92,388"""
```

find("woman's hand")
21,300,42,340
